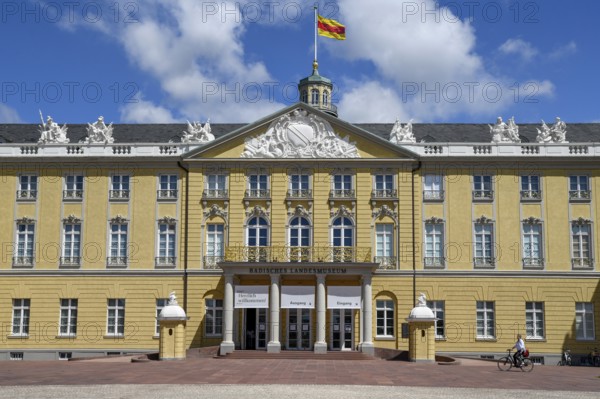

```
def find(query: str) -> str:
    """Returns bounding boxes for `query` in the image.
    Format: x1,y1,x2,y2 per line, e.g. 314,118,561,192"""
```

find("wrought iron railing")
472,190,494,201
203,189,228,199
371,189,397,199
474,256,495,268
286,189,312,199
571,257,593,269
224,245,372,263
204,255,224,269
60,256,81,267
109,190,130,200
244,189,270,199
12,256,34,267
63,190,83,200
424,256,445,268
329,189,355,199
523,257,544,268
423,190,444,201
157,190,178,200
520,190,542,201
155,256,176,267
107,256,128,267
374,256,397,269
569,190,591,201
16,190,37,200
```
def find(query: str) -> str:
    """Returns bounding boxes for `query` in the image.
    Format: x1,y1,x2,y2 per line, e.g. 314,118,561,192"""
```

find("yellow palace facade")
0,68,598,364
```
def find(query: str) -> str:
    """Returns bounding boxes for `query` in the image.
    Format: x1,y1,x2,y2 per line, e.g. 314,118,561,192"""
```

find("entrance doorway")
286,309,311,350
331,309,354,351
243,308,267,350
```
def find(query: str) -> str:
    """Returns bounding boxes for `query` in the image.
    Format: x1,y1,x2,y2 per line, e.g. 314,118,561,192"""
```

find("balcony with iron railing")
60,256,81,267
12,256,34,267
63,190,83,200
472,190,494,201
203,189,229,199
244,189,271,199
155,256,176,267
16,190,37,200
286,189,313,200
569,190,591,202
107,256,128,267
109,190,130,200
474,256,495,268
520,190,542,201
204,255,224,269
523,257,544,269
424,256,445,268
374,256,397,270
571,257,594,269
223,245,372,264
423,190,445,201
157,189,178,200
329,189,356,200
371,189,397,200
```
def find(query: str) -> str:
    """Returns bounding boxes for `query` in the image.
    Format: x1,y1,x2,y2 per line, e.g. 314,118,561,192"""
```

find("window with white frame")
205,298,223,336
423,174,444,201
571,221,592,268
373,174,395,198
59,299,78,336
376,299,394,337
476,301,495,339
288,174,311,198
525,302,544,339
15,222,35,267
62,223,81,267
12,299,30,336
332,217,354,262
322,90,329,106
289,217,311,262
522,221,543,268
247,174,269,198
155,298,168,335
157,222,176,266
576,302,595,340
205,224,224,268
375,224,394,267
110,175,130,200
520,175,541,200
108,222,128,267
311,89,319,105
473,175,493,200
17,175,37,200
427,300,445,339
107,299,125,336
204,174,228,198
301,90,308,103
424,221,444,268
64,175,83,200
474,222,494,267
158,175,178,199
569,175,590,201
247,217,269,261
331,174,354,198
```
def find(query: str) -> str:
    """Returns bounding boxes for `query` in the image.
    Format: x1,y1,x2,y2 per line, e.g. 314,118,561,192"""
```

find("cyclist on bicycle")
513,334,526,366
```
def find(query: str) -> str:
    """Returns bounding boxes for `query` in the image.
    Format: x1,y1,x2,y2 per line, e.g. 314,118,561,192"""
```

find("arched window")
301,90,308,103
289,216,311,262
322,90,329,106
332,217,354,262
311,89,319,105
247,217,269,261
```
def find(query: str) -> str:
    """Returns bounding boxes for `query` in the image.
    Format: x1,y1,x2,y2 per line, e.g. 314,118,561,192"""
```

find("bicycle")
497,349,534,372
557,349,572,366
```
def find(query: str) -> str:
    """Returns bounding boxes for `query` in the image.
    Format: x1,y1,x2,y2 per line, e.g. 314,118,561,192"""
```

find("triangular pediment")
183,103,418,160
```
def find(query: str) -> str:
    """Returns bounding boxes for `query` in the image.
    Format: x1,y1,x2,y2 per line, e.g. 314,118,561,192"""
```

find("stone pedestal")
157,292,188,361
406,293,436,363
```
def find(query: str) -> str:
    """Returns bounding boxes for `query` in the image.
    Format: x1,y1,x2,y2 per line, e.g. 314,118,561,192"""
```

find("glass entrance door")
331,309,354,350
287,309,311,350
244,308,268,350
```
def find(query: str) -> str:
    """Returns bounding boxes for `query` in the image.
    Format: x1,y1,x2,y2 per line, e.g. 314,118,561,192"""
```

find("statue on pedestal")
85,116,114,144
38,113,69,144
389,118,416,144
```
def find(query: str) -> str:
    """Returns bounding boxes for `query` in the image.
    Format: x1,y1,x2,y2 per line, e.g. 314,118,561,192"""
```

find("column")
314,274,327,354
359,274,374,355
219,273,235,355
267,274,281,353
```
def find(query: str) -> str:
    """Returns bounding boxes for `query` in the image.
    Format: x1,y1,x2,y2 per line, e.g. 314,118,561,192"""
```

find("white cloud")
549,41,577,60
498,38,539,62
0,104,22,123
337,81,411,123
120,97,177,123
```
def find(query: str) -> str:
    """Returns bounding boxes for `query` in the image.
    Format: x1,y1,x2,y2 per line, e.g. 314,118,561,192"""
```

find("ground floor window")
376,300,394,337
576,302,595,340
205,299,223,336
476,301,494,339
525,302,544,339
427,300,445,339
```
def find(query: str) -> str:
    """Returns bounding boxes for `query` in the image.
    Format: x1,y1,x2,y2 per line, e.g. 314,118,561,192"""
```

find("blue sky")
0,0,598,124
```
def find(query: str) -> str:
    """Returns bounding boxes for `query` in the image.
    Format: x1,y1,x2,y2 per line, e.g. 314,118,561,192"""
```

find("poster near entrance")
234,285,269,308
281,286,315,308
327,286,361,309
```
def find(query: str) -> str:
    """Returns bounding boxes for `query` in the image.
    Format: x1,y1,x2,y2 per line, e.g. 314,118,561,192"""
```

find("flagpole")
314,5,318,68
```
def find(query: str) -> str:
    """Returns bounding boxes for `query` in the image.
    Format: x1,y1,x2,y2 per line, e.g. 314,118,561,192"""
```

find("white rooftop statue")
536,117,568,143
489,116,520,143
168,291,178,306
389,118,415,144
38,113,69,144
417,292,427,307
182,120,214,144
85,116,114,144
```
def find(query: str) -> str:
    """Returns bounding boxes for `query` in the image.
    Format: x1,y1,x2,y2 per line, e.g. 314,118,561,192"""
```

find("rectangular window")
576,302,595,340
15,222,35,267
110,175,130,200
473,175,493,200
569,175,590,201
12,299,30,336
427,300,445,339
59,299,78,336
522,223,543,268
158,175,178,199
157,223,176,266
476,301,495,339
288,174,311,198
373,174,395,198
205,299,223,336
375,224,394,268
107,299,125,336
571,223,592,268
332,174,354,198
520,175,541,200
423,174,444,201
525,302,544,339
247,174,269,198
155,298,168,335
64,175,84,200
204,174,228,198
17,175,37,200
108,223,128,267
205,224,224,269
376,300,394,337
61,223,81,267
425,222,444,268
474,223,494,267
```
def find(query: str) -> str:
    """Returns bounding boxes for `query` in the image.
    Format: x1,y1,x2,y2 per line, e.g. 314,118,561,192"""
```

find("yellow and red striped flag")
317,15,346,40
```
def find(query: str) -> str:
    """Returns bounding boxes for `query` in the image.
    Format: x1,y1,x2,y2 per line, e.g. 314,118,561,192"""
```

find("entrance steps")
217,350,374,360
